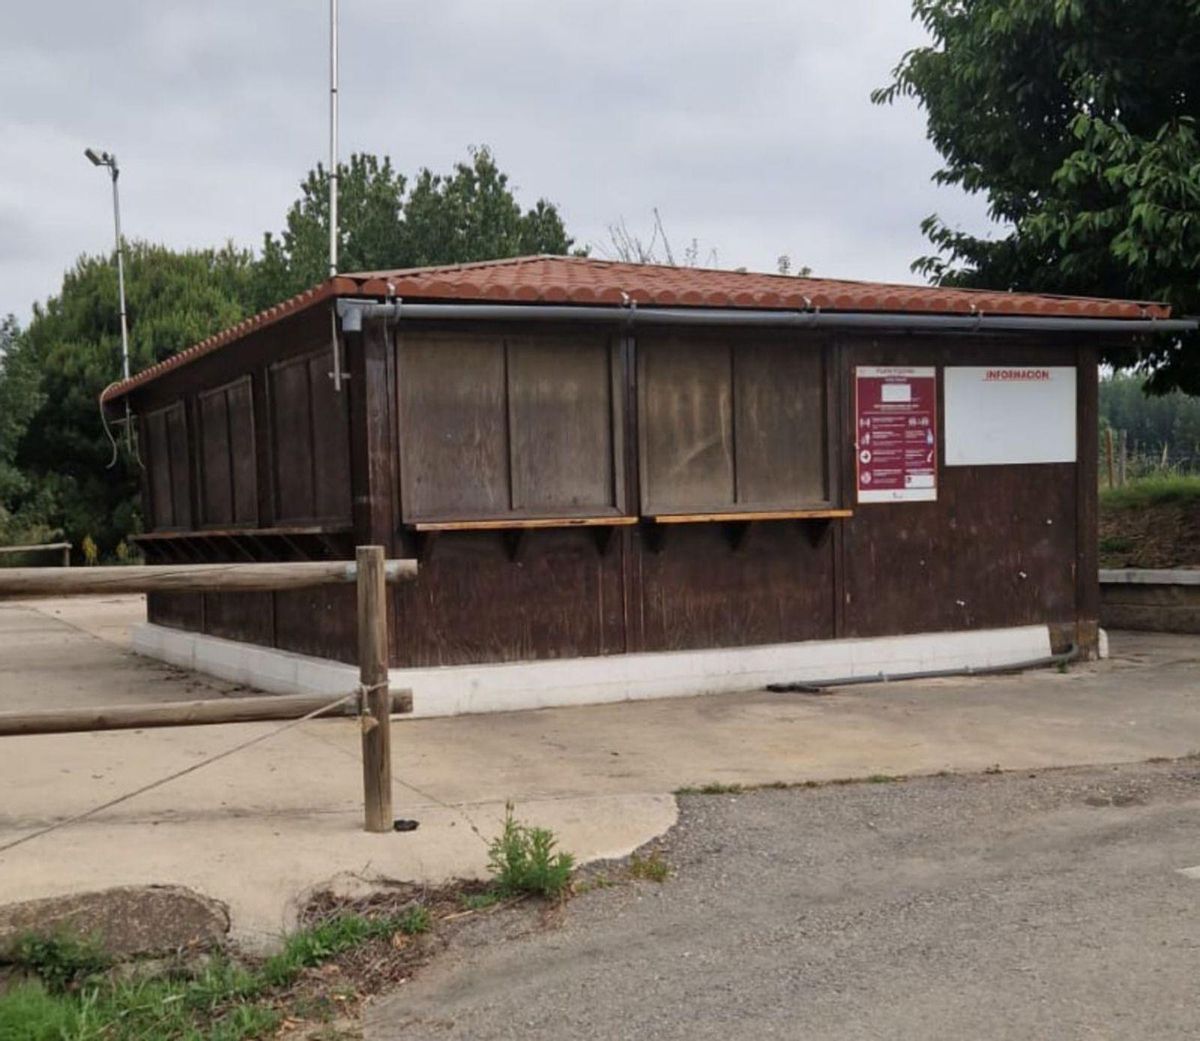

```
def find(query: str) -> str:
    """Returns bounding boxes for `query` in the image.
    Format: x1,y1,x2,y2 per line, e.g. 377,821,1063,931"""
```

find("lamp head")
84,147,116,170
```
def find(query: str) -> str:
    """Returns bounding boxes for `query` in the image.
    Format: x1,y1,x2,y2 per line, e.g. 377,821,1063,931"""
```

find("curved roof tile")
101,254,1172,402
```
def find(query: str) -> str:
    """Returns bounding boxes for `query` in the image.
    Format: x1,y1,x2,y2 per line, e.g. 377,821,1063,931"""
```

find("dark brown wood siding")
142,401,193,531
269,350,352,525
838,338,1080,639
132,310,1099,670
197,377,257,527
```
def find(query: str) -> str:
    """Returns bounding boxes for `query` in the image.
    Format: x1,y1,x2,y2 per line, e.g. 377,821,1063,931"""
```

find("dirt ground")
1100,500,1200,568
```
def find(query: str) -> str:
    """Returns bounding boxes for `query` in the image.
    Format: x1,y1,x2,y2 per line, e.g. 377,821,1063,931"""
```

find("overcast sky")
0,1,995,323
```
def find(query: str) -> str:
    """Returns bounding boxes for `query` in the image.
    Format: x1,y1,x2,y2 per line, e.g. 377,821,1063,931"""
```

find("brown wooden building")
102,256,1192,714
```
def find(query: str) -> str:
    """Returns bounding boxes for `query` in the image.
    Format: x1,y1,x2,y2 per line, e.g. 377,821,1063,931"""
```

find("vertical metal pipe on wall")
329,0,344,392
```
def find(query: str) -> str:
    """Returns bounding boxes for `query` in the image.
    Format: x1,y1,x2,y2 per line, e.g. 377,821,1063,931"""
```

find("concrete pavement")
1,596,1199,948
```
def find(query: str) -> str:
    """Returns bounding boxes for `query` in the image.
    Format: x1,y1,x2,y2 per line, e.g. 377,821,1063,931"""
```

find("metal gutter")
336,298,1199,335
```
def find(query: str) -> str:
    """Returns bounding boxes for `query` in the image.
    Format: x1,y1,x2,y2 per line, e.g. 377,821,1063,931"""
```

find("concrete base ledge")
133,623,1053,718
1100,569,1200,634
1099,568,1200,586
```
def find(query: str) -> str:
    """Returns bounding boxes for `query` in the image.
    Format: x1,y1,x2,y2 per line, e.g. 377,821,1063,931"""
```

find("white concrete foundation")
133,622,1053,718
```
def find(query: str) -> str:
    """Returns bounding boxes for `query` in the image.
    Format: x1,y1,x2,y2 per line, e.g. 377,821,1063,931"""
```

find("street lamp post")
85,147,132,456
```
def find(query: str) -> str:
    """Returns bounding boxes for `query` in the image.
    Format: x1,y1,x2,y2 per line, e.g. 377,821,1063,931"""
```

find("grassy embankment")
1099,475,1200,568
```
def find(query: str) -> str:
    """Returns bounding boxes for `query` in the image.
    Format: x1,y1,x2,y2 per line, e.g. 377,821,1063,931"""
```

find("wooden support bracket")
723,521,755,552
800,517,835,549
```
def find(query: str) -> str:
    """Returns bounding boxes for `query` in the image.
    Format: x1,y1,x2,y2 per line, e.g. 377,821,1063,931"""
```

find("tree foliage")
1100,373,1200,460
9,245,258,553
254,146,573,306
875,0,1200,393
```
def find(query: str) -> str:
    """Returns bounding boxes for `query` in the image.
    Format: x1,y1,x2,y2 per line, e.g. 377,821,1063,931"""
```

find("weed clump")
487,803,575,899
9,933,110,994
628,850,670,883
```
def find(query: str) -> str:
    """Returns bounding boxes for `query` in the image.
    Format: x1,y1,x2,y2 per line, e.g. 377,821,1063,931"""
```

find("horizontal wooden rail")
0,542,71,568
0,542,72,554
0,690,413,737
0,559,418,600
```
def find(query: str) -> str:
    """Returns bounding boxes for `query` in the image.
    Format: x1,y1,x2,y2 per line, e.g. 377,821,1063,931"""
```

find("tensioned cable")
0,690,359,857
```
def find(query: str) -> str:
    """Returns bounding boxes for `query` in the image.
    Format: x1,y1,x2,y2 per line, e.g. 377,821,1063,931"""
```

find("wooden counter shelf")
644,508,852,553
406,516,637,561
649,509,853,524
409,516,638,532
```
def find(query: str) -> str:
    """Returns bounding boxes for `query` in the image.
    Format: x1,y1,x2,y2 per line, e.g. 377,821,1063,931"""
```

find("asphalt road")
368,760,1200,1040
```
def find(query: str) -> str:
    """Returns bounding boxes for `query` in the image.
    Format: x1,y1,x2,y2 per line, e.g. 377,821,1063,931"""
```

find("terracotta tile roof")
101,255,1171,402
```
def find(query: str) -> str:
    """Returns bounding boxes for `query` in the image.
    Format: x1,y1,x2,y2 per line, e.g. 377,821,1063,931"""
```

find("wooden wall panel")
165,404,193,530
639,337,734,513
270,350,352,525
637,523,836,651
391,529,625,667
146,591,203,631
198,378,258,528
273,586,357,664
270,355,315,522
227,378,258,526
398,333,509,519
143,409,174,529
508,336,619,512
308,353,353,522
198,387,233,526
143,401,192,531
203,592,274,646
735,342,827,505
638,333,828,513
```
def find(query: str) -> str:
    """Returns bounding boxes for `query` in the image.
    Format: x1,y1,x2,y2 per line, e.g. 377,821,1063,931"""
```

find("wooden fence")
0,546,417,833
0,541,71,568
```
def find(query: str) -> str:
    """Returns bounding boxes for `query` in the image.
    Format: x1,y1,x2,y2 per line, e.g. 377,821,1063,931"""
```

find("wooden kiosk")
102,256,1192,714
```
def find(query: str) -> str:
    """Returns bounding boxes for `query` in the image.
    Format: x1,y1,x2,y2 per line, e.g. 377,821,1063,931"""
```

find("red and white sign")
855,366,937,504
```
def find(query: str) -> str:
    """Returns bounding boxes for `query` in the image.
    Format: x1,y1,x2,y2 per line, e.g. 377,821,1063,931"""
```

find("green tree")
13,243,258,555
402,146,573,266
254,146,573,306
255,153,407,307
874,0,1200,394
0,315,54,545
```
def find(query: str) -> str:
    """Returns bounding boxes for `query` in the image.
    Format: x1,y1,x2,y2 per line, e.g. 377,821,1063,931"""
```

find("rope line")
0,691,358,857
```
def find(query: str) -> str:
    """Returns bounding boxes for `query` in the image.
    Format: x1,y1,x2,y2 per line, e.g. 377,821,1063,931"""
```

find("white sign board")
945,366,1076,466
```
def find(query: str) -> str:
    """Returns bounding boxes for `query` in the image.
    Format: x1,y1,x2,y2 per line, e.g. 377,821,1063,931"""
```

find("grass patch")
627,851,670,883
0,910,431,1041
1101,474,1200,511
459,891,502,912
675,782,744,795
487,803,575,900
9,932,110,994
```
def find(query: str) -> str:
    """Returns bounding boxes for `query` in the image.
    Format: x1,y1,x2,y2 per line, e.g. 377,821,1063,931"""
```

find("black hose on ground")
766,643,1080,694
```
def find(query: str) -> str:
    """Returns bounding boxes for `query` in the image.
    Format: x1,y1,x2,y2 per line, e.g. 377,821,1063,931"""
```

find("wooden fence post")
1105,427,1115,489
357,545,393,833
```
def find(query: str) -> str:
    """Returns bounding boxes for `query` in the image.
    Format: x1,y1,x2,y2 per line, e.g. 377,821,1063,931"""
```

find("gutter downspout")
335,298,1199,336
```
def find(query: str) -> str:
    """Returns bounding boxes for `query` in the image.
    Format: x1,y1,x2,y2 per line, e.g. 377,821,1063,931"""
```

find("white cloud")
0,0,994,321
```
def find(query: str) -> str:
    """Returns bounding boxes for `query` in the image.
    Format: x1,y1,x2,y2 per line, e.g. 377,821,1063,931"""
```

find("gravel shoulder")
367,761,1200,1041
